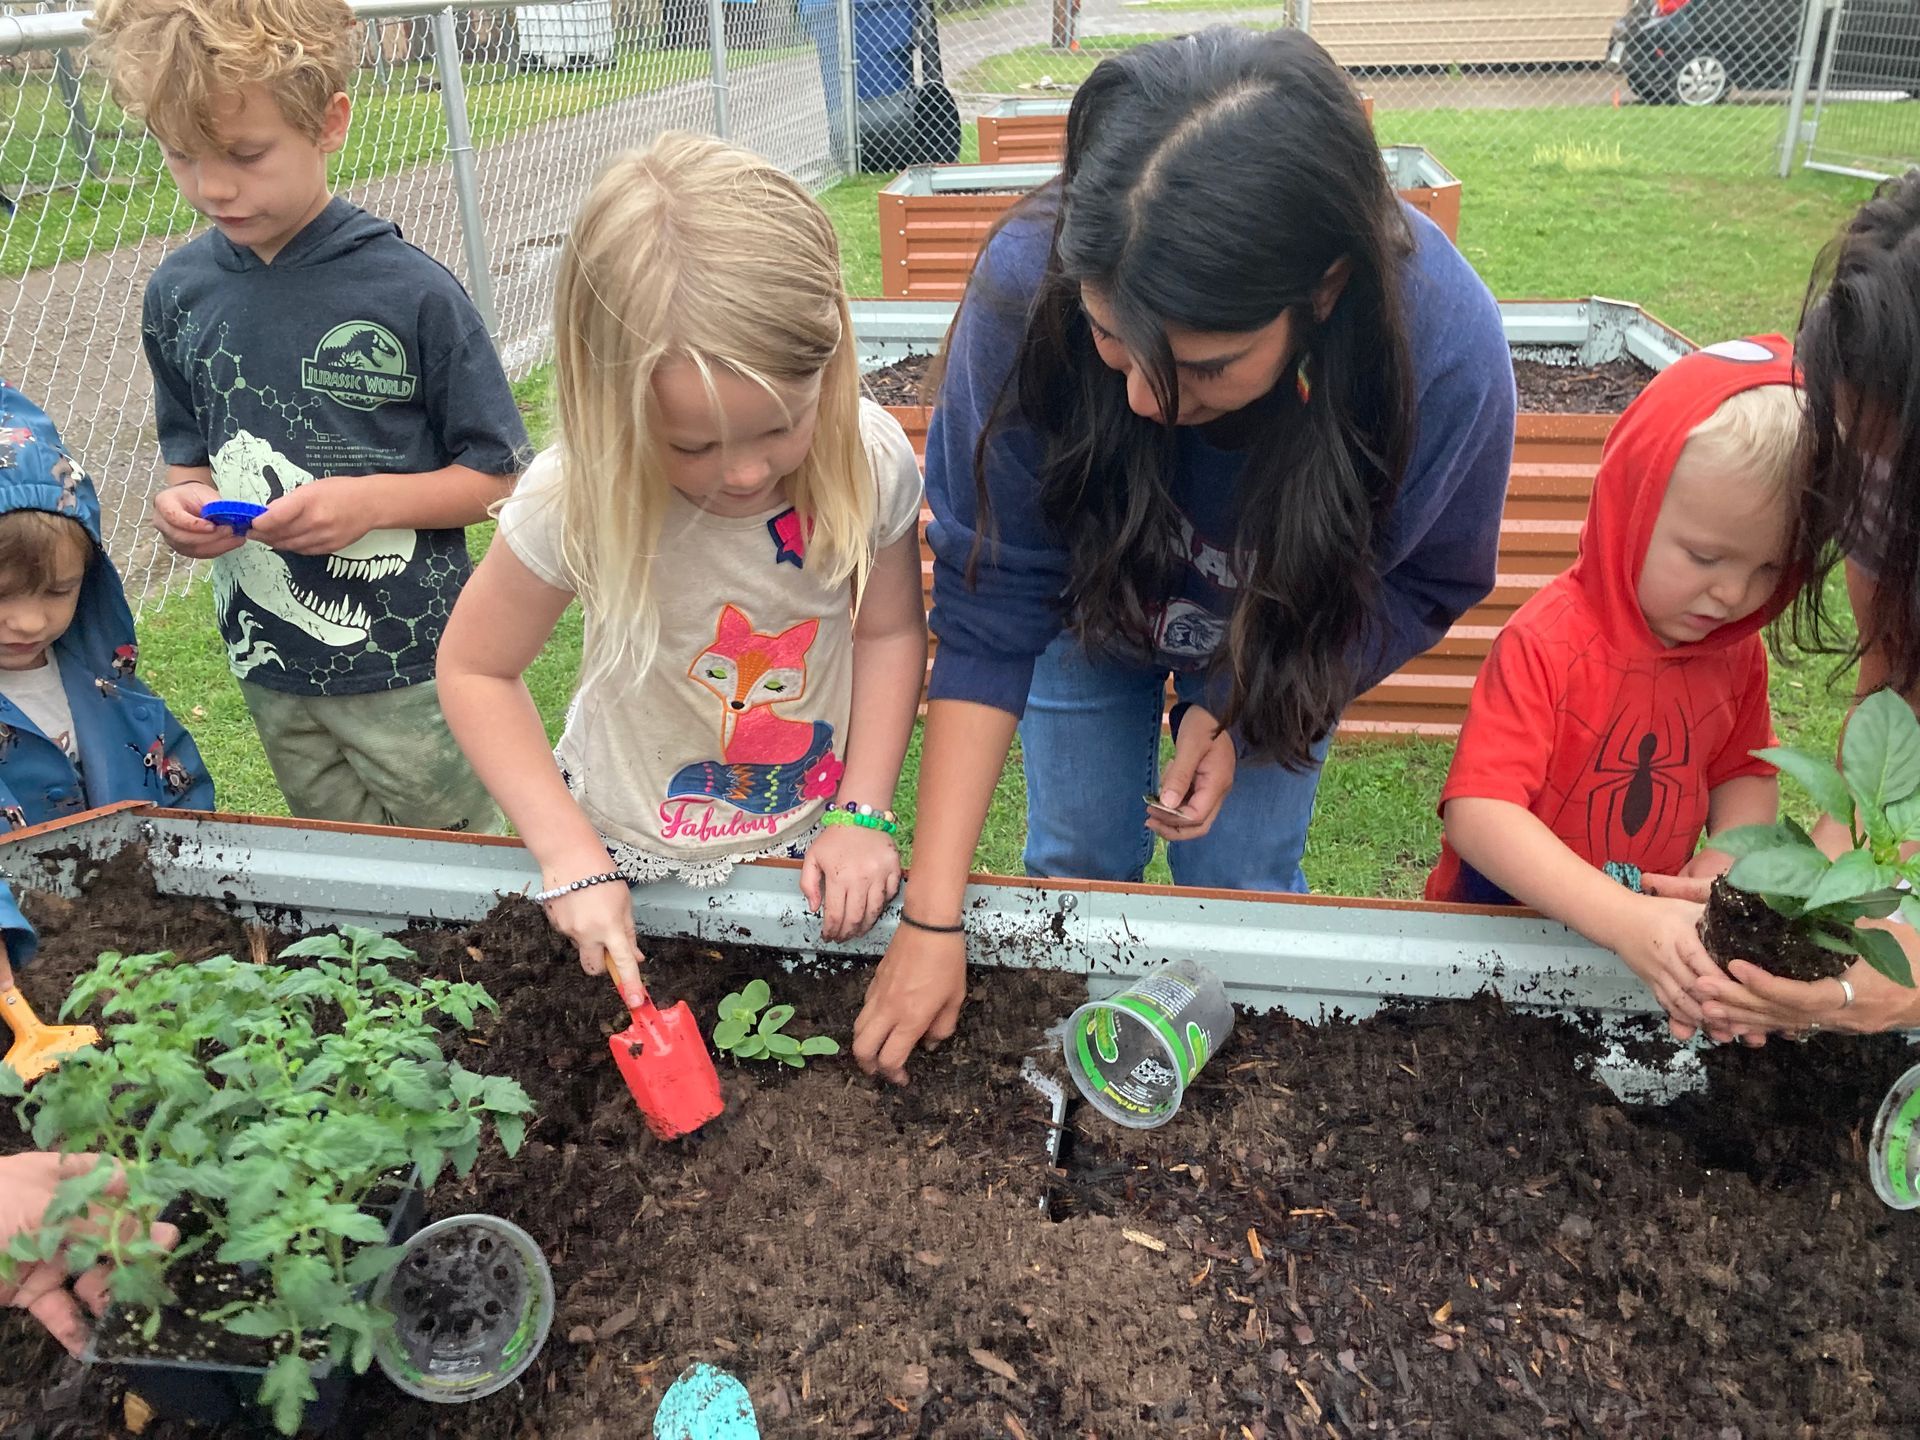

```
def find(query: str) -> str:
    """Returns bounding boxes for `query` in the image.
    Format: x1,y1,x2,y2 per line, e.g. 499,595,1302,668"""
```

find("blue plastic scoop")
201,499,266,532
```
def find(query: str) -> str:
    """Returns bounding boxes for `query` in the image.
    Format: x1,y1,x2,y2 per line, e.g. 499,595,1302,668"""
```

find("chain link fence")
902,0,1869,174
1788,0,1920,178
1,0,848,605
5,0,1915,606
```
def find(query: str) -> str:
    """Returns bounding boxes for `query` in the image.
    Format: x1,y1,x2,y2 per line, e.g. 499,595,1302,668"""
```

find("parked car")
1610,0,1920,105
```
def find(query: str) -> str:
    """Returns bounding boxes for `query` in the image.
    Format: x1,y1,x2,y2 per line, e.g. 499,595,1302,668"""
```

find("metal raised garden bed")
878,145,1458,301
854,295,1694,736
0,804,1640,1025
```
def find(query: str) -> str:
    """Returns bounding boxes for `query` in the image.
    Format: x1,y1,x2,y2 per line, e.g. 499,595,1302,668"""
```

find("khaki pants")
240,679,502,834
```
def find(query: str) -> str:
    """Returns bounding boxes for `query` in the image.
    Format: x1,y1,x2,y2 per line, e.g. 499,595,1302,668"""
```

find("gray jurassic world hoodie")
141,197,531,697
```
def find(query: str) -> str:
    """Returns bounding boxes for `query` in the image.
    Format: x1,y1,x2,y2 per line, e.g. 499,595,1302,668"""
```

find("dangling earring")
1294,353,1312,406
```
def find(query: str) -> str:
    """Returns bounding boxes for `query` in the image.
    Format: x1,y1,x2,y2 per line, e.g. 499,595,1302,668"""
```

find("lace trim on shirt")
599,824,821,889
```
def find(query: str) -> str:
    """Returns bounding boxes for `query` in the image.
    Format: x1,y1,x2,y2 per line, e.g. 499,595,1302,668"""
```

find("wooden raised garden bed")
880,147,1455,302
3,810,1917,1435
853,296,1694,737
975,92,1375,165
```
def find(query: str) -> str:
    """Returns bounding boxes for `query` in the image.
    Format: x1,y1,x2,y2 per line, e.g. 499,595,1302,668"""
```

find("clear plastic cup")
1870,1061,1920,1210
1063,957,1233,1129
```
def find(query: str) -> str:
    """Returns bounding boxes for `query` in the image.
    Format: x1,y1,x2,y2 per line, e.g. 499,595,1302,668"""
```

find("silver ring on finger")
1835,976,1856,1010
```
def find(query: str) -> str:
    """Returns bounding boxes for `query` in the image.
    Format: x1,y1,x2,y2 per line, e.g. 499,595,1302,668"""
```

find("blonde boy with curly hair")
92,0,530,830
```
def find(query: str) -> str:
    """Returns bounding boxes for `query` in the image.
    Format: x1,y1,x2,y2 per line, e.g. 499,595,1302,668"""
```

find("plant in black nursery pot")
1707,690,1920,985
0,927,534,1435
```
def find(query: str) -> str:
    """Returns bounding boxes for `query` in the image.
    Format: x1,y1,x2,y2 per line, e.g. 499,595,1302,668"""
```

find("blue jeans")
1018,634,1331,892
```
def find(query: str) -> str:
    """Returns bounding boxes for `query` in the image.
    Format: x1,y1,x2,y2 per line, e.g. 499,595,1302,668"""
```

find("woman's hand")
0,1152,179,1357
1642,872,1920,1039
852,925,967,1085
541,870,647,1008
801,824,901,941
1152,705,1236,843
1695,958,1913,1038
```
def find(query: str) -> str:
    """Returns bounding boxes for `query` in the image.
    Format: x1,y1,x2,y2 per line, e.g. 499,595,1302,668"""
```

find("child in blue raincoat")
0,381,213,831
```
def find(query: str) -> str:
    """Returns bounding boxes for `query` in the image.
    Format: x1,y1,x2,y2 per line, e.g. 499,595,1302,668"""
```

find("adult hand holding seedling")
1646,872,1920,1038
0,1151,178,1358
1150,705,1236,843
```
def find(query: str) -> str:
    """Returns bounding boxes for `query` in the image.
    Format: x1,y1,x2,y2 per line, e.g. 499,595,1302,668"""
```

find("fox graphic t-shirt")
496,399,922,871
142,198,532,696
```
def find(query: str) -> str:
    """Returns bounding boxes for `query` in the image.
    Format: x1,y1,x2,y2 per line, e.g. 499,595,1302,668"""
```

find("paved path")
0,47,839,597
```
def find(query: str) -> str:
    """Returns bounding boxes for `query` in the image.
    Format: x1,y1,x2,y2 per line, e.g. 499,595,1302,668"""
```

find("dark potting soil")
1699,876,1851,982
87,1169,415,1368
864,352,1655,416
1510,357,1654,415
5,850,1920,1439
862,353,936,409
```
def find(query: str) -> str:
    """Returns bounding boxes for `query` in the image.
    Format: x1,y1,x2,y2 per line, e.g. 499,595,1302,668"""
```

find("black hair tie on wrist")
898,912,965,935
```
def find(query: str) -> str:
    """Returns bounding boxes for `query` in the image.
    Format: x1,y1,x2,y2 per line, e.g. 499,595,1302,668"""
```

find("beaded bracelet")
530,869,624,905
821,801,900,836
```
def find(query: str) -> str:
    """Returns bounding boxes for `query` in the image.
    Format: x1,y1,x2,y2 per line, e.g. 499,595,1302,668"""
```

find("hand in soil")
0,1152,178,1357
1604,893,1720,1041
852,925,966,1084
543,875,648,1007
801,822,901,941
1150,704,1234,842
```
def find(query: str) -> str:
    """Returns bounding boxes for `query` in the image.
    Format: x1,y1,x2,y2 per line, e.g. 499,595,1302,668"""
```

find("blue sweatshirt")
923,204,1517,725
0,382,215,836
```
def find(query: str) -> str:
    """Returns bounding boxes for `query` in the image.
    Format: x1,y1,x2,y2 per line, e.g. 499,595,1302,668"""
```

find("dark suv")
1610,0,1920,105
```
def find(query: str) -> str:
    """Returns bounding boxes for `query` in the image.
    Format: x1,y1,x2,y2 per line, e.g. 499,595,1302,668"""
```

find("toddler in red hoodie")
1427,337,1804,1039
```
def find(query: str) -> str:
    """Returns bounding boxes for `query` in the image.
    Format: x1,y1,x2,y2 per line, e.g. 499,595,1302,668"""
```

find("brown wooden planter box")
881,145,1457,300
852,297,1693,737
976,92,1375,165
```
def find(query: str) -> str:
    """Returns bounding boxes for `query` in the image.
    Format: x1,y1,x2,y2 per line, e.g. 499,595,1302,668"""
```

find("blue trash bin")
799,0,919,167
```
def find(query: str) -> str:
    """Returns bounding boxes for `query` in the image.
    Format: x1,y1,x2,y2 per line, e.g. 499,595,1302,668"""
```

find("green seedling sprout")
1713,689,1920,988
0,926,535,1436
710,978,841,1067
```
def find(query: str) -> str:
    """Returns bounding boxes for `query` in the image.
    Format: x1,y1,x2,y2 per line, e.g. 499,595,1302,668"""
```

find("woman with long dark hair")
853,28,1516,1081
1678,169,1920,1040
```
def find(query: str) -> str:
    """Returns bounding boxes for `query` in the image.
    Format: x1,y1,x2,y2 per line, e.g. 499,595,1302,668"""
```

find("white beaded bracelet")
530,869,624,905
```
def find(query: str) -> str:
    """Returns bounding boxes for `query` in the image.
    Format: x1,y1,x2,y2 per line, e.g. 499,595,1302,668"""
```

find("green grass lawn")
1,45,802,276
130,96,1876,897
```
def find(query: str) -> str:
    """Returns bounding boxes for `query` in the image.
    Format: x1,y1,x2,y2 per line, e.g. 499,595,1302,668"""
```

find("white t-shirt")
0,654,78,761
497,399,923,876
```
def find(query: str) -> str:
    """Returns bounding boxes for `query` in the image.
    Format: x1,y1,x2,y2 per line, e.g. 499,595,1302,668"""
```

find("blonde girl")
438,134,926,1005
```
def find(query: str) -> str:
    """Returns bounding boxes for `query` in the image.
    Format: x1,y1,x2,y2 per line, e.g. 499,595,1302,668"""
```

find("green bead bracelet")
821,801,900,837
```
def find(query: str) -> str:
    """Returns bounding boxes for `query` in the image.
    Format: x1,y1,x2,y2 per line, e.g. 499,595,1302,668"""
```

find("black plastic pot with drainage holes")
84,1178,426,1433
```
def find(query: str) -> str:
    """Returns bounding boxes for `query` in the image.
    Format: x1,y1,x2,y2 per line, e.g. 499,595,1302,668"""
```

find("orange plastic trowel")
608,976,723,1141
1,961,98,1083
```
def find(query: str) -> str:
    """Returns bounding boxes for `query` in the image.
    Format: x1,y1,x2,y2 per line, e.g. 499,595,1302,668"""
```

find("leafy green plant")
1713,689,1920,987
711,978,841,1067
0,926,534,1435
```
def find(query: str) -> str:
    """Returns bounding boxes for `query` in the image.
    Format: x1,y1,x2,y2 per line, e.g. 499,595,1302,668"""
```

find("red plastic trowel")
608,977,723,1141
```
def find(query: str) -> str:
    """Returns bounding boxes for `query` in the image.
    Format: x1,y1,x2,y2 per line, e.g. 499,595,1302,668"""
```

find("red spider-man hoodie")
1426,336,1800,905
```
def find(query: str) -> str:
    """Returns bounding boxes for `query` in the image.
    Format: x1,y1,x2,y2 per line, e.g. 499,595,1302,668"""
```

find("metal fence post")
1295,0,1312,32
707,0,733,139
428,6,498,337
51,48,103,182
836,0,859,171
1778,0,1828,176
